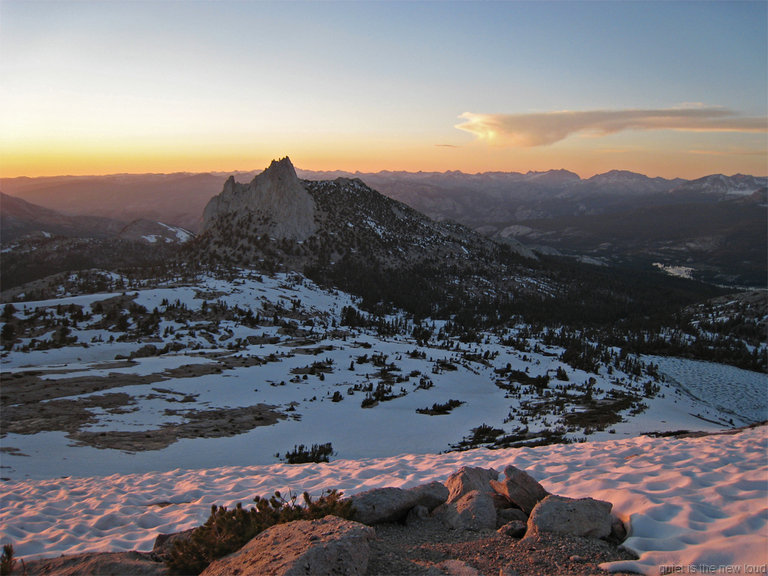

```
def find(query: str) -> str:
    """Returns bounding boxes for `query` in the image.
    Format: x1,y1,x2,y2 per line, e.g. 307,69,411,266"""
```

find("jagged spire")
251,157,298,189
202,156,317,241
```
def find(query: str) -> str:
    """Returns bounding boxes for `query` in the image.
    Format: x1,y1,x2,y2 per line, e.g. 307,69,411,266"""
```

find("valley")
1,269,763,482
0,158,765,574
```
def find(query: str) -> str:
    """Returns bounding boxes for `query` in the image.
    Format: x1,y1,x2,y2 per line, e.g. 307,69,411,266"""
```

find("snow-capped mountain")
585,170,684,194
669,173,768,200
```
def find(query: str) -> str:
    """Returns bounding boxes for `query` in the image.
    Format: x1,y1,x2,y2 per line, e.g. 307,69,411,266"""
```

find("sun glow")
0,2,764,179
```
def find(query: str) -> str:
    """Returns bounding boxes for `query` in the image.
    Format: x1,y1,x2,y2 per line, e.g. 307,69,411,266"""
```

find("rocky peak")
202,157,317,241
262,156,300,184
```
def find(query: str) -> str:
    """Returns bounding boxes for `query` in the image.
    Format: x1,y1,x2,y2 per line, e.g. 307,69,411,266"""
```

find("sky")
1,0,766,178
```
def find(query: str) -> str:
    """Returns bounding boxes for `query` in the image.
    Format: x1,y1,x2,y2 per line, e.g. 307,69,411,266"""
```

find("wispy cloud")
688,147,766,157
455,107,768,147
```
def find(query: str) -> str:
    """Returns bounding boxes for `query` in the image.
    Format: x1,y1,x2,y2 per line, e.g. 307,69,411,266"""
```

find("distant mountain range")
1,167,765,287
0,192,193,245
0,192,194,290
2,169,765,233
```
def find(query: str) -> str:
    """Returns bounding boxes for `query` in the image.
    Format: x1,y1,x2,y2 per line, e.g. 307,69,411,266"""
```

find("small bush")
166,489,354,575
0,544,15,576
283,442,334,464
416,399,464,415
451,423,506,450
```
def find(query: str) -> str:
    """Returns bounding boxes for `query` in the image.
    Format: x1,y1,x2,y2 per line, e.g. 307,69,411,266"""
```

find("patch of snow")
653,262,695,280
158,222,193,243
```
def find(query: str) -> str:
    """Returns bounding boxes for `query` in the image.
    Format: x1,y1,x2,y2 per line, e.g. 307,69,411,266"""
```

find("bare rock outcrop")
497,520,528,538
526,495,613,539
350,486,419,525
490,465,549,515
445,466,498,503
22,551,167,576
496,507,528,526
350,481,449,525
202,157,317,241
435,490,497,531
200,515,374,576
407,480,449,511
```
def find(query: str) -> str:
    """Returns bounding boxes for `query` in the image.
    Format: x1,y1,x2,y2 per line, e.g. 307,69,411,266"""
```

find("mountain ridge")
3,163,765,287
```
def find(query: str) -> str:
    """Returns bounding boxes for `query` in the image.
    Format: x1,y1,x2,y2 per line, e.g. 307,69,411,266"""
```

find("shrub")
0,544,15,576
451,423,506,450
283,442,334,464
166,489,354,575
416,399,464,415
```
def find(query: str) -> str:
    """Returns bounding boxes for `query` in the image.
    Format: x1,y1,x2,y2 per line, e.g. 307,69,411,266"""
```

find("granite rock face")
527,495,613,539
490,465,550,515
445,466,499,503
22,551,167,576
202,157,317,241
350,481,449,525
349,486,419,525
435,489,498,531
200,515,375,576
407,481,450,511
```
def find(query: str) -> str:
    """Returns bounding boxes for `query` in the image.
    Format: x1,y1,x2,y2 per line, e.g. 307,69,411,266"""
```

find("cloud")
455,107,768,147
688,147,766,157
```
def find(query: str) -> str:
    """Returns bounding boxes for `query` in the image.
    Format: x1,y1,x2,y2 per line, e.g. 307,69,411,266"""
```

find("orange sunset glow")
1,1,765,179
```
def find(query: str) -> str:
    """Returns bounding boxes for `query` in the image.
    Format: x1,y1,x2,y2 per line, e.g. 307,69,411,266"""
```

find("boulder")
435,490,497,531
408,480,449,510
445,466,498,503
22,551,167,576
406,504,431,525
610,515,628,542
349,486,419,525
527,495,613,539
151,528,194,559
200,515,375,576
497,507,528,526
489,465,549,515
497,520,528,538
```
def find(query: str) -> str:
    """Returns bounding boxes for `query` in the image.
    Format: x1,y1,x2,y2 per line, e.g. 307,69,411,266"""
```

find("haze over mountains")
2,165,765,287
3,169,765,234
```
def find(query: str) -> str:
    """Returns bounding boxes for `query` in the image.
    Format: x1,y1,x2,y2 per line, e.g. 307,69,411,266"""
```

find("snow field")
1,270,760,481
1,270,766,574
0,426,765,576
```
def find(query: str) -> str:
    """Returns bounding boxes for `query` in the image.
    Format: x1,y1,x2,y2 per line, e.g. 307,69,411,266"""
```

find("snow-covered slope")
117,219,195,244
670,174,768,199
1,269,766,573
3,270,762,482
0,426,765,576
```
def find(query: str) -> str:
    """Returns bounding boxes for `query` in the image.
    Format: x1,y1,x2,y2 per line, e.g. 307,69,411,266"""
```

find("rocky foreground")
19,465,638,576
